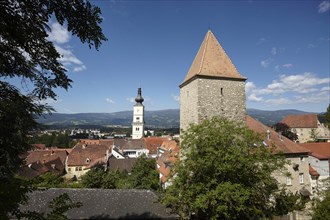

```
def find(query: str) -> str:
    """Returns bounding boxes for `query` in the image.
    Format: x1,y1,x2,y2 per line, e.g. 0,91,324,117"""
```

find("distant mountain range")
37,108,318,128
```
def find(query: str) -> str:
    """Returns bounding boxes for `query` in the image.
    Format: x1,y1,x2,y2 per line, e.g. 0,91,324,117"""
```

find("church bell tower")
132,88,145,139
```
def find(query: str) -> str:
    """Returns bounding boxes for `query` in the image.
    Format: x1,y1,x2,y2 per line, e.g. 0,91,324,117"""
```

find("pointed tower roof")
180,30,246,87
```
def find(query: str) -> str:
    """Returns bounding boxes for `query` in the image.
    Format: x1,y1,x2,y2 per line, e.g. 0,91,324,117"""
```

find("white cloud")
73,65,87,72
247,72,330,106
55,45,83,65
55,45,86,72
260,58,273,68
105,98,115,104
265,98,291,105
256,38,266,45
256,72,330,95
321,86,330,91
245,82,256,93
38,98,62,105
271,47,277,55
282,63,293,68
47,22,70,44
172,95,180,102
307,43,316,48
126,97,135,103
318,1,330,13
248,94,263,102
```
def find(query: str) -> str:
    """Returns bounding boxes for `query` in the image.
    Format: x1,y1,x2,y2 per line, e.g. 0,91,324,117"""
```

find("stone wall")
180,79,199,132
180,77,246,132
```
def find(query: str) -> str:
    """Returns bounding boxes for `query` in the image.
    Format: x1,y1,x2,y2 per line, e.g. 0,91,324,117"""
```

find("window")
221,88,223,96
299,173,304,184
300,156,305,162
75,167,78,171
136,117,140,121
68,168,71,172
286,177,292,186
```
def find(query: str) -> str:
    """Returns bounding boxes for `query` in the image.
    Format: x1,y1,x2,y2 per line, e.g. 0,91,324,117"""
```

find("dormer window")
86,158,90,163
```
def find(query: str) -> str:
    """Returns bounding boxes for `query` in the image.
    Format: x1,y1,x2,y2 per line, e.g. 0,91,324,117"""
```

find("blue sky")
13,1,330,113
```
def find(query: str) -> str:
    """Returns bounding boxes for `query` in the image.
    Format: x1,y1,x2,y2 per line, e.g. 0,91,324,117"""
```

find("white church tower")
132,88,145,139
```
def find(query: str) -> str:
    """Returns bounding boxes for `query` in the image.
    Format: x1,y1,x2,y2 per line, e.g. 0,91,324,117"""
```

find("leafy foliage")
32,172,64,188
129,155,160,190
28,133,77,148
0,0,106,218
81,156,160,191
324,104,330,129
272,122,298,141
311,178,330,220
162,117,304,219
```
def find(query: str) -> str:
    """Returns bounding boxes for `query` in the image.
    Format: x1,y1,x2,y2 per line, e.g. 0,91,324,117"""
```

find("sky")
11,0,330,113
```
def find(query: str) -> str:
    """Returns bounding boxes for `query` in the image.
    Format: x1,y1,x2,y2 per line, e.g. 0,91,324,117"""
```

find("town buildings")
281,114,330,143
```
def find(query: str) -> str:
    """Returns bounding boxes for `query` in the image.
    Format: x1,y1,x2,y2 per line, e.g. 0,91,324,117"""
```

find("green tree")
272,122,298,141
80,168,105,188
129,155,160,191
0,0,107,218
162,117,304,219
324,104,330,129
32,172,64,188
311,179,330,220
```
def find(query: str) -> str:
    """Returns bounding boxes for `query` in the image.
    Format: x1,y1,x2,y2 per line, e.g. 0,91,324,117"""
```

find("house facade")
281,114,330,143
246,116,312,196
65,143,110,179
299,142,330,193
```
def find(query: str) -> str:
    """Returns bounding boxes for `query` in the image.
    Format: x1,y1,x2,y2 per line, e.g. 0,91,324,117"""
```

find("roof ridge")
198,30,210,74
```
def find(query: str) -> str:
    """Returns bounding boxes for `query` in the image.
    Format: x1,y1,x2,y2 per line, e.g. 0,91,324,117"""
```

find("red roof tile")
25,150,67,165
143,137,168,155
299,142,330,159
309,165,320,177
246,115,310,155
281,114,318,128
67,144,110,166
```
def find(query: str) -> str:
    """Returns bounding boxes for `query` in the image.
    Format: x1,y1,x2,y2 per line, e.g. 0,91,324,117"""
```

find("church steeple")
132,88,145,139
135,88,144,104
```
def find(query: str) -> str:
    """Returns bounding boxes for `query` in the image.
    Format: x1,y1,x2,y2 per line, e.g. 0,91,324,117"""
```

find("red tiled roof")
299,142,330,159
67,144,110,166
114,139,146,150
143,137,168,155
246,115,310,155
309,165,320,177
281,114,318,128
181,30,246,87
25,150,68,165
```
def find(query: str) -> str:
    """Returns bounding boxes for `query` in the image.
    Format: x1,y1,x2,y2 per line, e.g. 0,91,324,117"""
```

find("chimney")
278,131,282,140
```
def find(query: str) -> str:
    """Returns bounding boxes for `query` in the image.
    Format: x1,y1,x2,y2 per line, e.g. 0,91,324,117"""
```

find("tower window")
136,117,140,121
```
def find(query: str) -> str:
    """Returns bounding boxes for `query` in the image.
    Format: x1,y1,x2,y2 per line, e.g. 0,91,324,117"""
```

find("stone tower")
180,30,246,132
132,88,145,139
